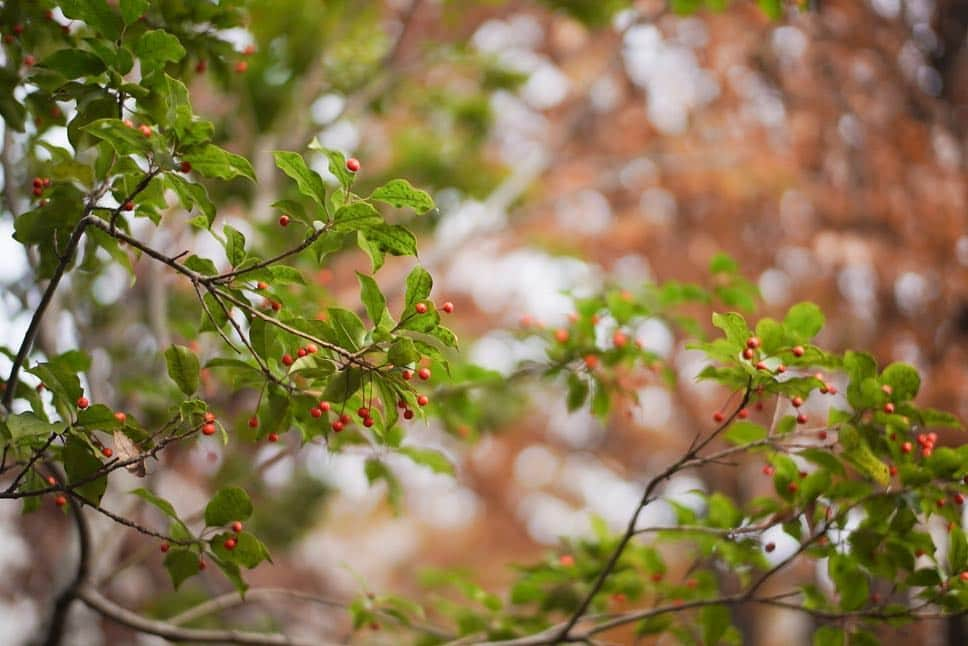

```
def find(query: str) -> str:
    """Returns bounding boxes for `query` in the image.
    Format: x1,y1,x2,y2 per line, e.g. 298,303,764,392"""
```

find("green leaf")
706,493,741,528
83,118,150,156
356,273,387,327
60,0,122,39
134,30,186,76
76,404,121,430
40,49,106,78
388,338,420,367
183,144,255,182
166,174,215,227
120,0,150,23
370,179,434,213
365,458,403,513
709,253,738,274
700,605,731,645
798,469,831,504
164,549,200,589
361,223,418,258
130,487,180,519
213,531,271,569
398,447,455,476
880,363,920,401
711,312,749,348
405,266,433,309
322,367,363,403
6,413,63,442
273,151,327,208
754,317,784,354
204,487,253,527
63,436,107,505
309,140,354,190
723,421,767,445
813,626,845,646
784,302,824,342
827,553,868,611
164,345,200,396
332,203,382,233
326,308,366,351
27,362,82,408
566,373,589,411
950,528,968,573
222,225,246,267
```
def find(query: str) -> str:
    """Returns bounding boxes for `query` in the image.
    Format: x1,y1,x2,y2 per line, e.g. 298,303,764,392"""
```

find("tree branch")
42,489,91,646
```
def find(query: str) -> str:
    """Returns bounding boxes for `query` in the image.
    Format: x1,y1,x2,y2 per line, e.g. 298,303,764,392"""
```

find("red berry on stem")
297,348,307,358
442,302,454,314
114,411,127,423
319,401,331,412
742,348,754,360
765,542,775,553
256,281,268,290
346,158,361,172
901,442,912,454
791,396,803,408
363,417,374,428
310,407,322,418
202,423,216,436
955,494,965,506
418,368,431,381
612,331,628,348
204,412,216,423
787,482,798,493
231,521,243,533
417,395,429,407
554,328,569,343
584,354,599,369
403,409,414,420
278,214,290,227
271,300,281,312
248,416,259,428
737,408,748,419
224,537,237,550
888,464,898,477
281,353,294,366
101,447,113,458
340,413,351,425
160,541,170,553
46,476,57,486
55,495,67,507
712,411,725,423
331,420,344,432
818,430,828,440
415,302,428,314
792,345,805,357
961,571,968,582
234,60,248,73
762,465,775,476
139,125,152,138
267,432,279,442
796,413,807,425
76,396,89,409
306,343,317,354
402,369,413,380
179,161,192,173
883,402,895,414
755,361,768,371
746,337,761,349
122,200,134,211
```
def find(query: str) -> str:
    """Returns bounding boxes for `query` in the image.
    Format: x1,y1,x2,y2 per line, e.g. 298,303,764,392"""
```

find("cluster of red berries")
262,297,282,312
31,176,51,199
281,344,318,367
413,301,454,315
201,411,218,436
902,431,940,458
401,367,431,381
223,520,244,550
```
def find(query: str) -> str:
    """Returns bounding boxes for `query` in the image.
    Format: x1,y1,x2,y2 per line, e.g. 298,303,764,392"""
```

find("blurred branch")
42,486,90,646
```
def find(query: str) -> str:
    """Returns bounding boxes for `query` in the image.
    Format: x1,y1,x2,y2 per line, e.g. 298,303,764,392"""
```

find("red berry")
612,331,628,348
76,396,89,409
554,328,569,343
46,476,57,486
256,281,268,290
765,542,775,553
685,578,698,589
340,413,351,425
937,498,945,508
122,200,134,211
762,465,775,476
418,368,431,381
915,549,925,557
306,344,317,354
24,54,35,67
559,554,574,567
101,447,113,458
776,364,786,374
583,354,599,369
650,573,663,582
114,411,127,423
402,369,413,380
442,302,454,314
231,521,243,533
826,384,837,394
54,495,67,507
310,407,322,418
755,361,768,371
346,158,361,173
955,494,965,506
787,482,798,493
234,60,248,73
742,348,754,360
397,399,407,409
357,407,369,418
204,412,216,423
961,571,968,582
319,401,331,412
243,44,256,56
179,161,192,173
196,59,207,73
331,420,344,432
403,409,414,420
796,413,807,425
923,447,933,458
792,345,805,357
13,24,24,35
737,408,748,419
791,396,803,408
746,337,761,349
818,430,828,440
224,537,237,550
417,395,429,407
363,417,374,428
281,353,294,366
199,559,207,570
160,541,170,553
32,177,42,189
248,416,259,428
202,423,216,436
889,464,898,476
278,214,290,227
901,442,913,454
267,432,279,442
415,302,428,314
138,125,152,138
883,402,895,414
270,300,281,311
297,348,307,358
712,412,725,423
32,186,44,197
